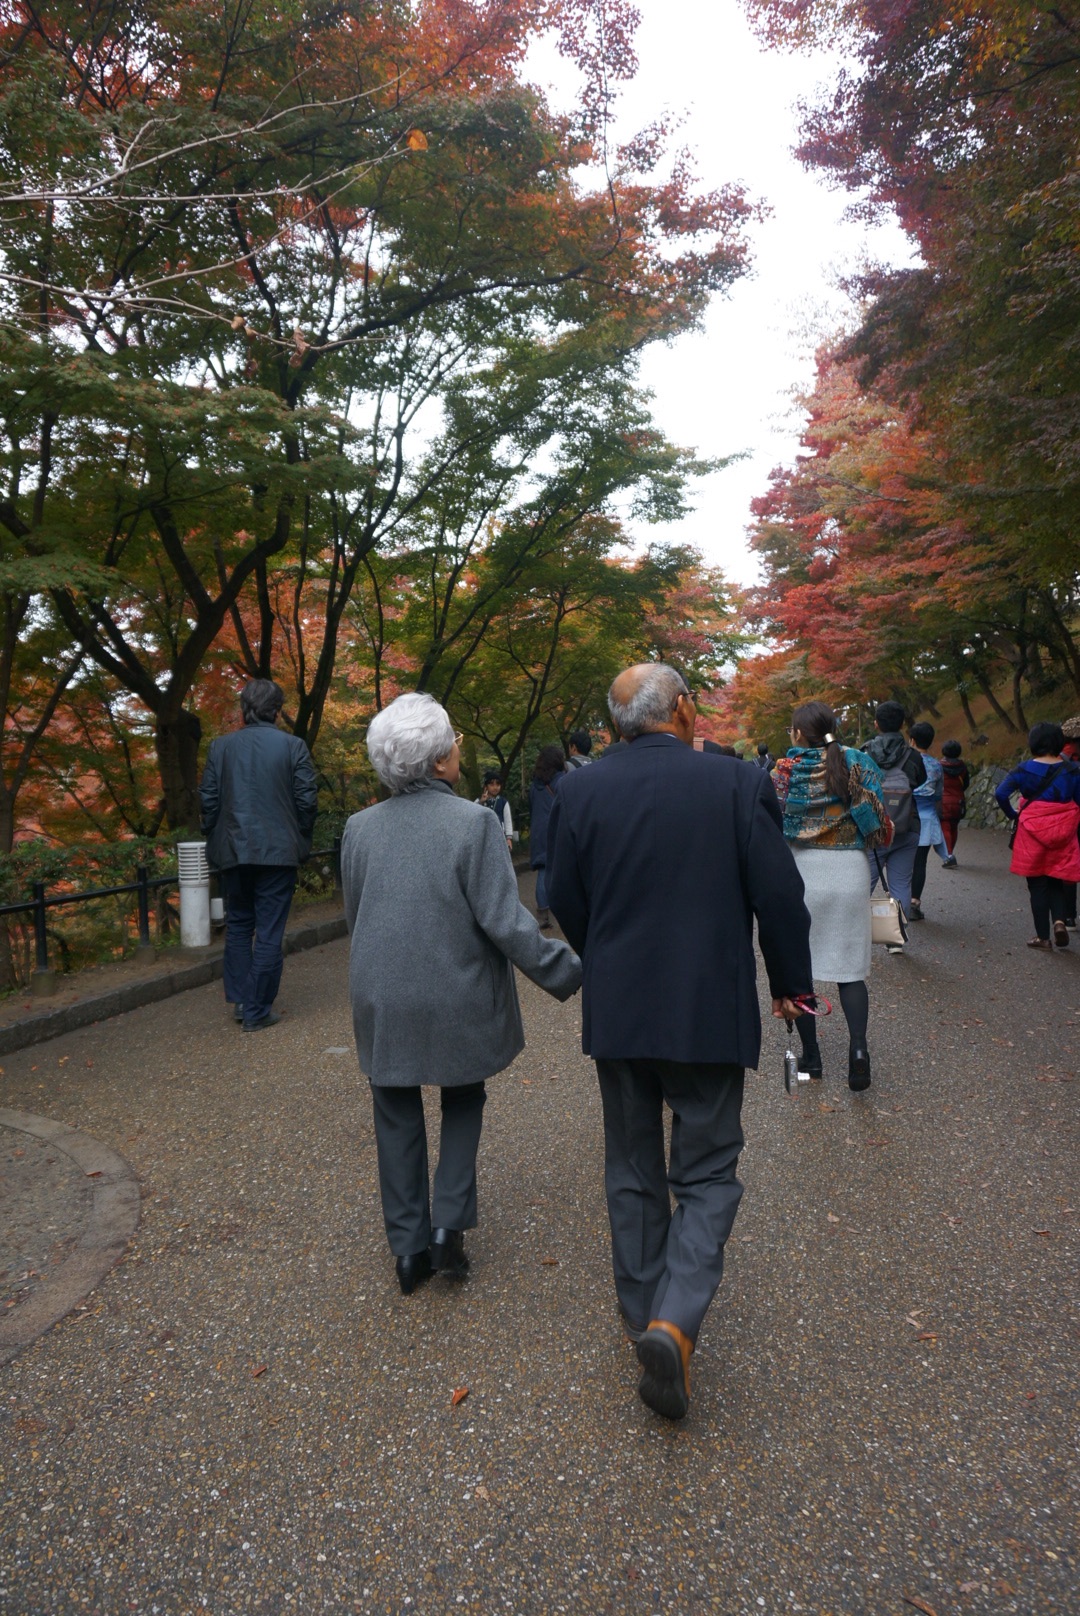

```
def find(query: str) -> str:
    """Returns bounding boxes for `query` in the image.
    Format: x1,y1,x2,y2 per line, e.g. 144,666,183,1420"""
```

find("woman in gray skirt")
771,701,890,1091
341,693,581,1294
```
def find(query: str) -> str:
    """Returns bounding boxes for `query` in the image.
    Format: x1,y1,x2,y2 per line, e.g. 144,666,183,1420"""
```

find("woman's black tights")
1027,875,1067,941
796,980,870,1057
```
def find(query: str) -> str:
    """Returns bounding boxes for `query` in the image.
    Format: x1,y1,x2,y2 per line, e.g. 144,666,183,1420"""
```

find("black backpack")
878,752,916,835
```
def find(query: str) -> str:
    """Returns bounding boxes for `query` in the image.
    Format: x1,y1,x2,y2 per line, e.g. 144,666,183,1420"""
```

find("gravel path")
0,829,1075,1615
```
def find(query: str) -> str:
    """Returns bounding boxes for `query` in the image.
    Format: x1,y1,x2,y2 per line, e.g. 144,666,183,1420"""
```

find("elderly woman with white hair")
341,693,582,1295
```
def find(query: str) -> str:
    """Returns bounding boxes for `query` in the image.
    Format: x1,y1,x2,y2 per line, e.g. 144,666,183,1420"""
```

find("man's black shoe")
429,1228,469,1278
233,1003,244,1023
243,1011,280,1032
395,1251,433,1295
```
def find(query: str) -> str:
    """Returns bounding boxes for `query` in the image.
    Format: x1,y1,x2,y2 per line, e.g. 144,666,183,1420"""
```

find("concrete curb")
0,1110,141,1366
0,915,348,1058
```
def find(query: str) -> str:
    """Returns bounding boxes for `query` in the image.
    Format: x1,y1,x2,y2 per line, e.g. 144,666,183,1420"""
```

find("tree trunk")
973,668,1017,731
1011,664,1029,733
155,710,204,833
957,684,978,734
0,790,15,991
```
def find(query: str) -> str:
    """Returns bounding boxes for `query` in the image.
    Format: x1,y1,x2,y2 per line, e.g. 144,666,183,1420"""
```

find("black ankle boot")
848,1047,871,1092
429,1228,469,1278
799,1044,823,1080
395,1250,433,1295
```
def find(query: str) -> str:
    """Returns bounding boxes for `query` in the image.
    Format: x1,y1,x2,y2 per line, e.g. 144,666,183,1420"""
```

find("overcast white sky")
529,0,915,584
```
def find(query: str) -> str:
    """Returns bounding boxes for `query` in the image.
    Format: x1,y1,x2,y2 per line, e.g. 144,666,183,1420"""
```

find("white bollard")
177,841,211,948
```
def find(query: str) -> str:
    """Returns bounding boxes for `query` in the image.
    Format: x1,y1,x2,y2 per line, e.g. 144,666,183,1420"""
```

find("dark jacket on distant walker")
200,719,317,868
545,734,813,1069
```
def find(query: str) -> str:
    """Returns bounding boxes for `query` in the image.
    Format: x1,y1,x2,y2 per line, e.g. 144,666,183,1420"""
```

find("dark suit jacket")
200,720,318,870
545,733,813,1068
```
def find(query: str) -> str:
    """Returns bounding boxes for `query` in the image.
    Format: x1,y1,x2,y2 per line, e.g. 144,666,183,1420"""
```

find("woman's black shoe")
848,1047,871,1092
395,1251,433,1295
429,1228,469,1278
800,1045,823,1080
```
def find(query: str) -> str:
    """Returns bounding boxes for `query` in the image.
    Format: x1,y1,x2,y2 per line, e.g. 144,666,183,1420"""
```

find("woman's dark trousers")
1027,875,1068,941
370,1083,487,1256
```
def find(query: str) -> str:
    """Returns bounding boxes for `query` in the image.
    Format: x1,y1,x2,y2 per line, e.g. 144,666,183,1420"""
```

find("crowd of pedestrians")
200,674,1080,1424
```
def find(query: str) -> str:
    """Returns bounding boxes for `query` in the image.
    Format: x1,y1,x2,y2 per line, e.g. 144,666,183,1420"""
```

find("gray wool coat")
341,779,582,1086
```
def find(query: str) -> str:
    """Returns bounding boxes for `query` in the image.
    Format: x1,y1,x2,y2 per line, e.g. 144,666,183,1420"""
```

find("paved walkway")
0,830,1075,1615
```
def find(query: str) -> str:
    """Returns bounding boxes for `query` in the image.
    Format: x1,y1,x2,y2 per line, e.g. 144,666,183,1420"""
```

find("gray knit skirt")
790,846,872,983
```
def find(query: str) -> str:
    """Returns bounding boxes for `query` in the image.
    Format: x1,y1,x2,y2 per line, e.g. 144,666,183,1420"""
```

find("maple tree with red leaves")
0,0,753,844
730,0,1080,741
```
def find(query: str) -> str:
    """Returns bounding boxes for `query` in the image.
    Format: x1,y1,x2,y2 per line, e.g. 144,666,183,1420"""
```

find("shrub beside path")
0,830,1075,1615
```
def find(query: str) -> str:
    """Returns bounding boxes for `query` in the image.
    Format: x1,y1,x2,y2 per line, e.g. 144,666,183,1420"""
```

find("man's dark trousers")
595,1056,744,1340
222,864,297,1026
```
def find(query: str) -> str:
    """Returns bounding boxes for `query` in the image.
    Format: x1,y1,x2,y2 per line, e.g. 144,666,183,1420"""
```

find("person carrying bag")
994,723,1080,948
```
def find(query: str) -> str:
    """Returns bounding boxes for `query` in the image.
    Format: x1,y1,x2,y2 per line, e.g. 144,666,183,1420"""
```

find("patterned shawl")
772,746,888,850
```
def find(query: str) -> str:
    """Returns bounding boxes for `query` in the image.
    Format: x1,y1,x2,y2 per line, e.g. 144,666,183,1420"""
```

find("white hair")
607,664,689,740
366,693,455,794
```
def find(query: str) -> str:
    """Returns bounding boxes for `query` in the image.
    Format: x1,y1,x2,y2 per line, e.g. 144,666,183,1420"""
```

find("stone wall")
964,763,1011,830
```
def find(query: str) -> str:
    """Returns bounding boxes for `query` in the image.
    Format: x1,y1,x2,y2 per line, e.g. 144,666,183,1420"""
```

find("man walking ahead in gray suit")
547,663,813,1420
200,679,318,1032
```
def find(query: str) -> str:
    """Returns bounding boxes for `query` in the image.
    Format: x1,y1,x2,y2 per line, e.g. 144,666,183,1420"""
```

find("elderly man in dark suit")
546,663,813,1419
200,679,318,1032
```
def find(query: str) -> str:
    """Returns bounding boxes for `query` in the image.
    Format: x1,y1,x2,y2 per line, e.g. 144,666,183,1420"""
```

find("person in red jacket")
995,723,1080,949
939,740,970,856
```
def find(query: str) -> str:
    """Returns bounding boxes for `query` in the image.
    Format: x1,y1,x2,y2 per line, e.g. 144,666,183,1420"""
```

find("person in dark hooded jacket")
200,679,318,1030
861,701,927,936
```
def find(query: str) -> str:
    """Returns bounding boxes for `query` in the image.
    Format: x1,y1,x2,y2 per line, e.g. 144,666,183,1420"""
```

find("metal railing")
0,839,342,988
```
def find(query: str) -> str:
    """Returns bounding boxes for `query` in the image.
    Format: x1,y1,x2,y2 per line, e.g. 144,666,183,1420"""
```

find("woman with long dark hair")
529,743,568,927
771,702,890,1090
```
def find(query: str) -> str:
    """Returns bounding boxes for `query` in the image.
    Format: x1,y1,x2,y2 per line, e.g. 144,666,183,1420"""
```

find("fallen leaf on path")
251,1364,268,1378
1023,1391,1036,1400
826,1213,840,1223
451,1386,469,1407
1032,1229,1051,1236
474,1483,490,1500
916,1332,938,1342
958,1582,980,1594
540,1257,558,1266
901,1597,940,1616
905,1314,923,1327
85,1170,102,1178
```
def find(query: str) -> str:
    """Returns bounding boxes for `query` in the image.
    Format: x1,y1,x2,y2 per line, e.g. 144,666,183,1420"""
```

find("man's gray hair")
367,693,456,794
241,679,284,725
608,664,689,740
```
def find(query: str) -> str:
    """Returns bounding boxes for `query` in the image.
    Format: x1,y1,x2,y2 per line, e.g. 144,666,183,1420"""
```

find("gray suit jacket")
341,779,581,1086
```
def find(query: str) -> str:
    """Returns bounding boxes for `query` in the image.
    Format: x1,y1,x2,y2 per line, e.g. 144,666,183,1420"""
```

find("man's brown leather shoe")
636,1320,693,1419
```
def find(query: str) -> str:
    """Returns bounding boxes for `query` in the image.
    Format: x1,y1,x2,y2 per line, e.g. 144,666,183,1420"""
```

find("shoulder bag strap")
1020,761,1066,806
